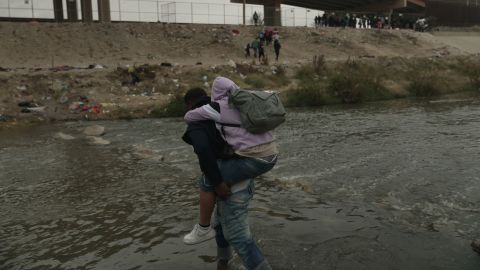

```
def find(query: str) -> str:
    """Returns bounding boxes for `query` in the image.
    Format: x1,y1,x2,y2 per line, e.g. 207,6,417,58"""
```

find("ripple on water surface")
1,99,480,269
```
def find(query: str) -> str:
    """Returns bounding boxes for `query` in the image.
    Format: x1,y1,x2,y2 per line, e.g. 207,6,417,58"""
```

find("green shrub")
286,81,335,107
151,94,186,117
407,70,443,97
313,55,326,75
327,60,390,103
295,65,316,81
245,74,266,89
457,58,480,92
269,66,291,87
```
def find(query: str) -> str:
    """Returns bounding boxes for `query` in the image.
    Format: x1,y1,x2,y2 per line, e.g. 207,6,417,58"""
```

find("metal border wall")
0,0,324,27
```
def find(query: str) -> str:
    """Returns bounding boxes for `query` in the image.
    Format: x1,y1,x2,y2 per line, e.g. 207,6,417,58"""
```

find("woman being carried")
183,76,278,245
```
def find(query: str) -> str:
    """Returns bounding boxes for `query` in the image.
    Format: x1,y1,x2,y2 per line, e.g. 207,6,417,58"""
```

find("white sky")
0,0,324,26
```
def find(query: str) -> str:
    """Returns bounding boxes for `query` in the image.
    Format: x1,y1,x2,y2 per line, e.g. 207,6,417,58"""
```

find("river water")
1,98,479,270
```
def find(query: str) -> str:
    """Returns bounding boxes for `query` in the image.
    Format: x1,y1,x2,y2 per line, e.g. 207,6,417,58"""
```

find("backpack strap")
218,123,241,128
216,122,241,144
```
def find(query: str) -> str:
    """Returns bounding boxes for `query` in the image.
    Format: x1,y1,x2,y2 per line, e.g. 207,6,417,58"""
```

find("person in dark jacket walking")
245,43,251,58
273,38,281,61
258,39,265,62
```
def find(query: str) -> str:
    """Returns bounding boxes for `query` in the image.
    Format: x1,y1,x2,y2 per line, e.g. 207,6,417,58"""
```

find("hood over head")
211,77,239,101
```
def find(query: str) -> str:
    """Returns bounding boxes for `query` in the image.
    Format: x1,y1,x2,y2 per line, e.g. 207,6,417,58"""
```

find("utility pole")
66,0,79,22
53,0,64,22
243,0,246,25
81,0,93,23
97,0,111,22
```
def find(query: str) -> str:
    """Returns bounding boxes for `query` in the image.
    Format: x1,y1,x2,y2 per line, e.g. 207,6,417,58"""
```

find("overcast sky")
0,0,323,26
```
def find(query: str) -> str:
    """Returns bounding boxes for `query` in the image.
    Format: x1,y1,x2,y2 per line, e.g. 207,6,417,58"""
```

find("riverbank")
1,22,480,128
1,55,479,130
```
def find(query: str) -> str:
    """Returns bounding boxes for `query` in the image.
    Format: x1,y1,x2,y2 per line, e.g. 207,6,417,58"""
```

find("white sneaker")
183,224,216,245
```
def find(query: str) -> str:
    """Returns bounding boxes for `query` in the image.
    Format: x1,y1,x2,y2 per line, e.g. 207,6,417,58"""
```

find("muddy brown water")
1,99,480,270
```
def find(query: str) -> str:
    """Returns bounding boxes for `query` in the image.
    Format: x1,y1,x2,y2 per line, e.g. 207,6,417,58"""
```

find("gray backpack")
226,88,286,134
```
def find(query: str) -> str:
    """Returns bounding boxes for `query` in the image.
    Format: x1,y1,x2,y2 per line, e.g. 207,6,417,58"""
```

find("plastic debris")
0,114,15,122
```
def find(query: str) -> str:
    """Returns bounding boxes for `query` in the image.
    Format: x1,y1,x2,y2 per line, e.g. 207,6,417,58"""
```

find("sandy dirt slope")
1,22,479,127
0,22,466,68
432,31,480,54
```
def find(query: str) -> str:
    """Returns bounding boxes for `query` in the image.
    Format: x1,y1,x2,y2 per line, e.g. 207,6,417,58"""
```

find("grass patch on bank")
287,59,392,106
456,58,480,92
407,70,443,97
244,74,266,88
151,94,186,117
405,59,444,97
285,81,335,107
327,60,391,103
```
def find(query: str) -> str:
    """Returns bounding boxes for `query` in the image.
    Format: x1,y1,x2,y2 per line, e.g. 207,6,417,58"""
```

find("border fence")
0,0,323,27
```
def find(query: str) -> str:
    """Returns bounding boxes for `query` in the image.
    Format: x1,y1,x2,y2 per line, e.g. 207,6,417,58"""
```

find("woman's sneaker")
183,224,216,245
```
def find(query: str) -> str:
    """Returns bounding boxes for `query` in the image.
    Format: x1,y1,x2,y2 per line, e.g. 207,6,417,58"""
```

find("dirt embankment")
0,22,465,68
0,22,478,127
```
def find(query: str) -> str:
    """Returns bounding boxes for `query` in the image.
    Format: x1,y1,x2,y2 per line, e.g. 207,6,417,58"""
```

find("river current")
1,98,479,270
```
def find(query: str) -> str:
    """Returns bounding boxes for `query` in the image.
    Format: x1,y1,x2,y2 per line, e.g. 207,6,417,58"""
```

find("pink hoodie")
184,77,274,151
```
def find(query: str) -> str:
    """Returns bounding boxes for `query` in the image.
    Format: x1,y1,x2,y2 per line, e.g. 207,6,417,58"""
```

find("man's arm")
184,104,221,123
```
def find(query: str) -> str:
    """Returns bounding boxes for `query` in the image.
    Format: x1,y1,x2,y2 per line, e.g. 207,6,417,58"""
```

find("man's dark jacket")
182,97,233,187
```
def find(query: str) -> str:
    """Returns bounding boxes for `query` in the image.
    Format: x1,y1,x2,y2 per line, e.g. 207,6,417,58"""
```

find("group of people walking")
245,28,282,62
314,13,392,29
314,12,422,30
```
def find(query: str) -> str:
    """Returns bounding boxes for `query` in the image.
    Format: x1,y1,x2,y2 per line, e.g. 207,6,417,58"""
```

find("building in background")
0,0,479,26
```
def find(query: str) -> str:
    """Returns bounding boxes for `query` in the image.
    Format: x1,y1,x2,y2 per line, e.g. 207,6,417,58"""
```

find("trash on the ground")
59,95,69,104
84,125,105,136
50,65,74,72
100,103,117,108
16,85,27,91
69,96,102,114
87,64,105,69
22,106,47,113
69,101,82,111
18,101,34,107
161,62,172,67
0,114,15,122
228,59,237,68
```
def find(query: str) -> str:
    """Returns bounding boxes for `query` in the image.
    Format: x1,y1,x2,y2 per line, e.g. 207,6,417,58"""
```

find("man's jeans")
199,156,276,270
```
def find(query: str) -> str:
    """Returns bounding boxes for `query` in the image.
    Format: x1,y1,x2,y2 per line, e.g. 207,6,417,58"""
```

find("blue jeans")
199,156,277,192
198,156,276,270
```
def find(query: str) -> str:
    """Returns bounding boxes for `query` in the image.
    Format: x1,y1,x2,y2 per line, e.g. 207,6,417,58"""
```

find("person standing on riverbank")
245,43,251,58
258,39,265,62
253,11,259,26
251,38,259,58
